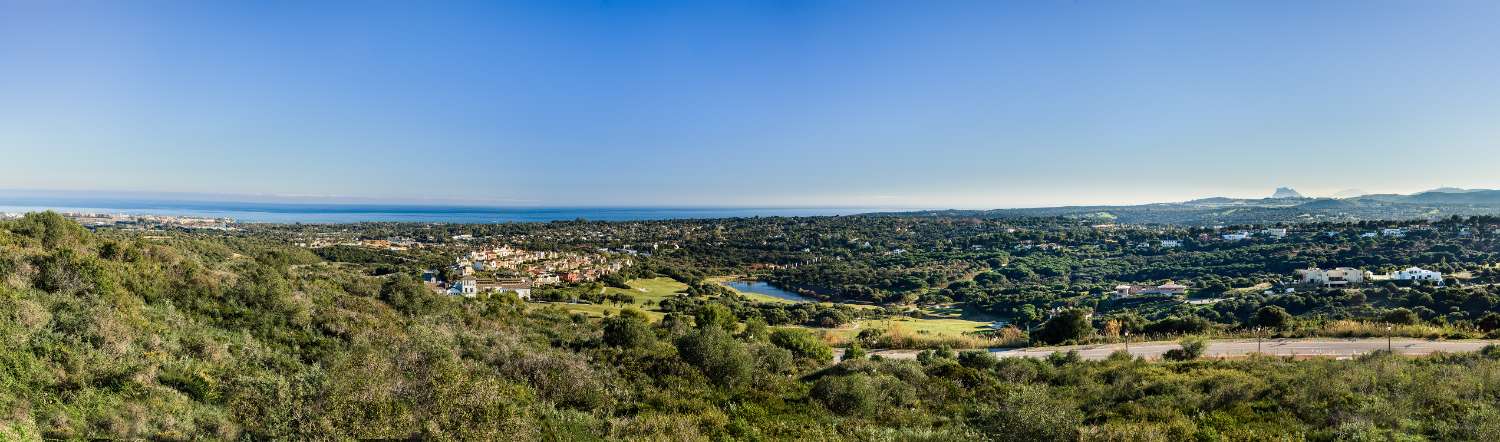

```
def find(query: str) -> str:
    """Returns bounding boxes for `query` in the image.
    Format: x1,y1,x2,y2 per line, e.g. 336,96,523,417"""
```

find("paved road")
850,338,1500,361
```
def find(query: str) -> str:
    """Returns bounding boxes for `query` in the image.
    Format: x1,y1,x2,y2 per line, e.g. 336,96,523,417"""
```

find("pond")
721,280,815,303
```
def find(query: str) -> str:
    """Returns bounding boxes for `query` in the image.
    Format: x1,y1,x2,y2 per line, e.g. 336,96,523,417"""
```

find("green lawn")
542,277,995,339
602,277,690,304
540,277,686,319
804,316,996,343
547,302,667,321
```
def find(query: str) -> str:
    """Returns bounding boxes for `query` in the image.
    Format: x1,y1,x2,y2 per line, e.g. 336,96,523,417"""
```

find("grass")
822,316,995,340
1314,320,1476,339
1225,282,1273,296
539,277,685,320
543,277,1005,347
549,302,667,321
602,277,689,304
814,320,1026,349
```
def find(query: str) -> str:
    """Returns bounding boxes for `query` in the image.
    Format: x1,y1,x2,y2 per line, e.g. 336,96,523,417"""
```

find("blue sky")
4,1,1500,208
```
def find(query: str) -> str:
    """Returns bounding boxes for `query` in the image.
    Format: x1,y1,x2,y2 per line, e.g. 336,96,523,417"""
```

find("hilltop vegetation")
12,212,1500,440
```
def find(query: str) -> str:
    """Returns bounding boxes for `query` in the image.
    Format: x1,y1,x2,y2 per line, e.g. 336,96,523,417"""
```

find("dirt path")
847,338,1500,361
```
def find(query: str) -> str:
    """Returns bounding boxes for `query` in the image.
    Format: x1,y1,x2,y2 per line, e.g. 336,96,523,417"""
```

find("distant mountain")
1296,198,1357,210
1270,187,1305,199
1403,189,1500,204
1423,187,1482,194
880,187,1500,225
1331,189,1368,198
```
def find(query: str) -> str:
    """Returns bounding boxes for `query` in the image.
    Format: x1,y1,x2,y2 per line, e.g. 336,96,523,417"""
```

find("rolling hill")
883,188,1500,225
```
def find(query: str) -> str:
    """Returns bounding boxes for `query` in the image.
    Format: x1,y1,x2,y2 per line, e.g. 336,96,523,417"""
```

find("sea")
0,198,900,224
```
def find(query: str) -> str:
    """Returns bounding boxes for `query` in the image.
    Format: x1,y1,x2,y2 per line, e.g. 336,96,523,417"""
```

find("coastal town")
1,211,238,230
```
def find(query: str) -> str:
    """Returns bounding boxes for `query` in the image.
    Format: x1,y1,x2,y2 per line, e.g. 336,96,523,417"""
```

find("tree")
813,309,851,328
1014,304,1042,326
1253,306,1293,329
674,328,752,388
380,274,443,316
693,303,735,331
603,308,655,348
957,350,998,370
1384,308,1419,325
841,343,867,361
770,328,833,364
739,317,770,342
1479,312,1500,332
1033,309,1093,345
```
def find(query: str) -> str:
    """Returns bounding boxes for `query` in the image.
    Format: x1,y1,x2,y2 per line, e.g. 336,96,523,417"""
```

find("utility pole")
1124,331,1130,354
1256,327,1263,354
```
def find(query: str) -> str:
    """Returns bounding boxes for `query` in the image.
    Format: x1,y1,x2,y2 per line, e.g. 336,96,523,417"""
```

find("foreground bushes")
8,213,1500,440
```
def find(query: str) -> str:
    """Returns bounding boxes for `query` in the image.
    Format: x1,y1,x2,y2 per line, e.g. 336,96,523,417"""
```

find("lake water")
722,280,815,303
0,199,903,224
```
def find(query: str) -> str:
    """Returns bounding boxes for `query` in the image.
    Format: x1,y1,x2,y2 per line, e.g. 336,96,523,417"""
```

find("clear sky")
4,1,1500,208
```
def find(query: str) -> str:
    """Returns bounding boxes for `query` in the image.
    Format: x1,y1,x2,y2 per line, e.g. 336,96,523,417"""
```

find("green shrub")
770,328,833,364
675,328,752,388
1163,336,1208,361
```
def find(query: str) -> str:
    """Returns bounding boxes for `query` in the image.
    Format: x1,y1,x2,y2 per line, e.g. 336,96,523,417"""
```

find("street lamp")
1387,324,1394,354
1255,327,1263,354
1124,330,1130,353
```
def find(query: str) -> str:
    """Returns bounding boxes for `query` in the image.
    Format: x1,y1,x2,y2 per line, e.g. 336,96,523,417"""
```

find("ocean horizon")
0,198,905,223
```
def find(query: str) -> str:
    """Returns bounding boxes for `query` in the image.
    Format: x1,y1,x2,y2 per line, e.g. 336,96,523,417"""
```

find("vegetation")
275,213,1500,347
12,212,1500,439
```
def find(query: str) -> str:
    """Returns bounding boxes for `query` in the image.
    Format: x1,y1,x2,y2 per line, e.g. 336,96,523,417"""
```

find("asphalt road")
852,338,1500,361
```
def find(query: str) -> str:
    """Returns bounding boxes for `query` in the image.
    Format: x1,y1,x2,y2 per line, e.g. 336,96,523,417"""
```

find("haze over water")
0,200,894,223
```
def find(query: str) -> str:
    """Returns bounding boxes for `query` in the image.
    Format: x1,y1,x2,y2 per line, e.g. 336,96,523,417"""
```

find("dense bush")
770,328,833,365
1163,336,1208,361
602,308,655,348
1033,308,1093,344
674,327,752,388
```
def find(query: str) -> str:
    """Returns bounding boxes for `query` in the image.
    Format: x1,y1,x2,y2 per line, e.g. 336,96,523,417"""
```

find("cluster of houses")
461,245,630,284
426,244,633,299
18,211,240,231
1109,263,1448,302
296,234,423,250
1164,223,1500,246
1112,282,1188,299
1296,266,1444,286
1219,228,1288,242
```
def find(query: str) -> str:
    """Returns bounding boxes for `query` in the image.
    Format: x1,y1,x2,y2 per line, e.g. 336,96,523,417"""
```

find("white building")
475,278,534,300
1159,240,1182,248
1390,267,1443,283
495,283,532,300
1381,228,1407,238
1296,267,1371,286
1262,228,1288,239
1113,282,1188,299
450,277,479,297
1222,232,1252,241
1360,232,1379,238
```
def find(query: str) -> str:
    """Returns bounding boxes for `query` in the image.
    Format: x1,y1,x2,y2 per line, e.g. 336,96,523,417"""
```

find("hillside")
8,212,1500,440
